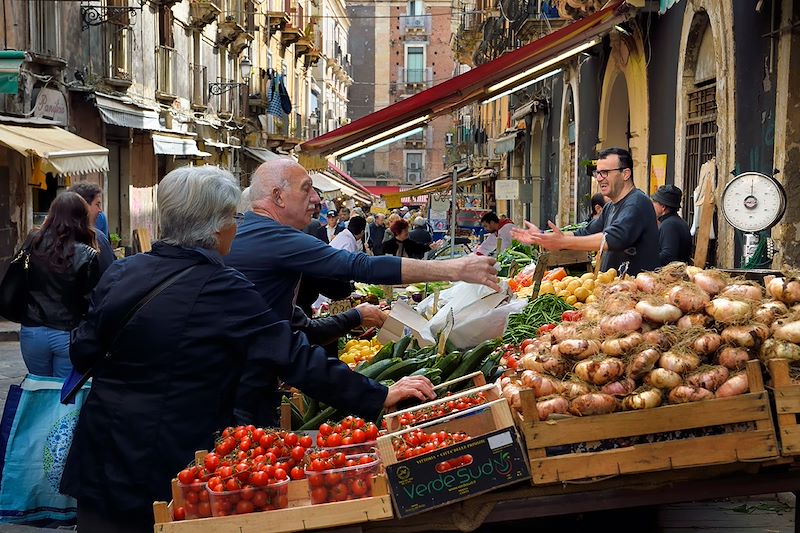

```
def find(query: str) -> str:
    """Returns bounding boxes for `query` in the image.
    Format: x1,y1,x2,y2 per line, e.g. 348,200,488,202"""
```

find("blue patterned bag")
0,374,89,524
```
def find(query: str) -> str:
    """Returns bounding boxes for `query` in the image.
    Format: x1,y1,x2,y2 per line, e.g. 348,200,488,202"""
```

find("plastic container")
207,478,290,517
177,481,211,519
318,440,377,456
305,453,381,504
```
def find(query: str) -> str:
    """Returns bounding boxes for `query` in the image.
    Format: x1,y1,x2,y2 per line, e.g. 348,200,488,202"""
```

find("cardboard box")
376,300,435,347
377,399,530,518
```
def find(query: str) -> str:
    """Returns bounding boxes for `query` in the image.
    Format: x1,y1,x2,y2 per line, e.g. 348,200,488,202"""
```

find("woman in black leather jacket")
20,191,101,378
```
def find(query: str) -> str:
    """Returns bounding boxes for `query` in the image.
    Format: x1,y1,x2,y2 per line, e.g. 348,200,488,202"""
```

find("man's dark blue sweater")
225,212,403,320
574,188,659,275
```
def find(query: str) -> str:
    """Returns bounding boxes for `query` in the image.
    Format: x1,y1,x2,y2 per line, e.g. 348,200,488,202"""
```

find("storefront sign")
32,88,68,125
495,179,520,200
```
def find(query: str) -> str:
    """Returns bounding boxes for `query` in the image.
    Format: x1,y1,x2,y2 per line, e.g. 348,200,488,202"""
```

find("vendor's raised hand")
384,375,436,409
355,303,388,328
451,255,501,291
510,221,542,245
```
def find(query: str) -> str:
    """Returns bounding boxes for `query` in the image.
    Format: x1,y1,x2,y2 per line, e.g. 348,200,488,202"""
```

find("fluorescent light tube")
481,68,562,104
340,128,425,161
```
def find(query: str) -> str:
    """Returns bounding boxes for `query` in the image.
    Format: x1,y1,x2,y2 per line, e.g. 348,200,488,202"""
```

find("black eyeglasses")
233,213,245,224
592,167,627,179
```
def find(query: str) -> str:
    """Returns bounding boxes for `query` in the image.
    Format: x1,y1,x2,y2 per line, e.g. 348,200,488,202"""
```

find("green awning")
0,51,25,95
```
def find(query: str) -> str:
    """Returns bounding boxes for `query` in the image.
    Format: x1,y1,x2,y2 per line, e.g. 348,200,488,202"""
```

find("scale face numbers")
721,172,786,233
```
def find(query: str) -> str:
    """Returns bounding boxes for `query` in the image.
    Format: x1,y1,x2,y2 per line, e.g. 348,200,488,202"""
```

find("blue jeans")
20,326,72,378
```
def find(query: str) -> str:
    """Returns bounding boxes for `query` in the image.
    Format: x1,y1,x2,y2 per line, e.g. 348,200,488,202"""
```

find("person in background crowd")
95,211,109,239
19,192,101,378
335,207,350,234
477,211,516,256
383,213,402,245
61,166,434,532
401,206,412,221
499,214,508,221
652,184,693,266
68,182,116,272
409,217,432,250
324,210,338,243
225,160,498,425
512,147,659,276
367,214,386,256
587,193,607,223
304,199,328,242
330,215,366,253
384,219,440,259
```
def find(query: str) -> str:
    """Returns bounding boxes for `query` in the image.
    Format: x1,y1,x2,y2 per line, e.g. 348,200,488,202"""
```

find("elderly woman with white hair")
60,166,434,532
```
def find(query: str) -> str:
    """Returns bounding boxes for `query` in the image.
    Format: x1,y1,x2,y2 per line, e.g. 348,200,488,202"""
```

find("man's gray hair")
249,160,295,205
239,186,252,213
158,165,241,249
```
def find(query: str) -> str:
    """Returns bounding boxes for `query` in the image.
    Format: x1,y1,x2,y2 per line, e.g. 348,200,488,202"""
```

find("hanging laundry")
278,75,292,114
267,74,286,118
30,157,47,190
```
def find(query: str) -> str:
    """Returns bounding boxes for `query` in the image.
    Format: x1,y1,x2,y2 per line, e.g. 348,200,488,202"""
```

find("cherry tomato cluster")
394,392,488,428
494,343,522,371
435,453,474,474
317,416,380,452
392,430,471,461
173,425,314,520
304,451,380,504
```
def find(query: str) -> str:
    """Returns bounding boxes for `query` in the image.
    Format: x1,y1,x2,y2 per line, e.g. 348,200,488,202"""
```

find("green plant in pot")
109,233,121,248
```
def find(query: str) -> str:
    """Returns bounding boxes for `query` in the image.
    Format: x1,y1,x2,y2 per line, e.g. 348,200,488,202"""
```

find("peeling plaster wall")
772,0,800,269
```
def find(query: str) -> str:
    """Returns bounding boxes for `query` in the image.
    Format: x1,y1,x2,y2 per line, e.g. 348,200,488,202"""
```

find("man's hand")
384,375,436,409
355,303,388,328
448,255,501,291
511,221,567,250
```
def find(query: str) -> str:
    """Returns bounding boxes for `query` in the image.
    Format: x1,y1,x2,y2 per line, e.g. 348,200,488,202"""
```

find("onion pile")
498,265,800,421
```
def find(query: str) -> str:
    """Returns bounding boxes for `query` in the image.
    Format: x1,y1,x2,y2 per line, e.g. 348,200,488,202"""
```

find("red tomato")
251,428,266,443
233,428,247,441
252,490,268,508
520,338,536,351
203,453,220,472
290,467,305,480
177,469,195,485
249,471,268,487
310,487,328,504
185,490,199,504
238,437,251,452
329,483,349,502
239,486,255,501
299,435,313,449
365,424,378,441
283,433,299,447
173,506,186,521
273,468,288,481
341,436,354,446
332,452,347,468
234,462,250,482
538,323,556,335
562,310,581,322
324,472,343,487
317,434,326,447
319,423,333,437
197,502,211,518
310,458,327,472
308,473,325,488
351,429,366,444
290,446,306,462
358,456,373,465
236,500,254,514
263,452,278,465
506,356,519,370
224,478,240,491
349,478,368,497
326,433,342,447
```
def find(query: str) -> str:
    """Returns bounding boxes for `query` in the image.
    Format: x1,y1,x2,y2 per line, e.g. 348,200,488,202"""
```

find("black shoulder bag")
0,246,30,323
60,265,198,404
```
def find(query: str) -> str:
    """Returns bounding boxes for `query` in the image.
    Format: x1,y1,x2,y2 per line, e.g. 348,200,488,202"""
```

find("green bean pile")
503,294,575,344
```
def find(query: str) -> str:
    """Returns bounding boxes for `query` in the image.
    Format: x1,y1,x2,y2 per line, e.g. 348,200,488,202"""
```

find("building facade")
347,0,456,190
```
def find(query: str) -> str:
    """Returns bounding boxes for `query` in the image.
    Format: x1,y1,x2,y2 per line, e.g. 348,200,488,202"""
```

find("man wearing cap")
652,184,692,266
409,217,433,254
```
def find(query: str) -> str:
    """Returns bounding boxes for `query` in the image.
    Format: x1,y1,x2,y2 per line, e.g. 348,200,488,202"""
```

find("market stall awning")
95,93,162,131
310,172,341,194
322,171,372,205
243,147,293,162
0,123,109,176
298,0,633,164
326,163,372,197
491,131,521,155
152,133,211,158
365,186,401,196
0,51,25,95
459,168,496,187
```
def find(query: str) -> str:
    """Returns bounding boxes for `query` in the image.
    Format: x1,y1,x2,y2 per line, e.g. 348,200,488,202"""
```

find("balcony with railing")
191,64,208,110
249,69,270,109
453,10,485,66
399,14,431,35
511,0,569,42
103,25,133,90
218,0,247,45
156,45,177,101
212,77,238,116
280,0,304,45
190,0,221,28
399,67,432,87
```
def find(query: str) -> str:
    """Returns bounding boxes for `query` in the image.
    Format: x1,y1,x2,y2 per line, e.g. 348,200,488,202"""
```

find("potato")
580,272,595,281
565,295,578,305
574,287,590,302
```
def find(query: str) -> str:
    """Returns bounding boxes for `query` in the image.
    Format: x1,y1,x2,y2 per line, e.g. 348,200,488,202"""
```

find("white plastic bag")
446,297,528,349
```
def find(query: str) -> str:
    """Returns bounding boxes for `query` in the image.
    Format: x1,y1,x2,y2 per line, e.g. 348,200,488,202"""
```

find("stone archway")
558,65,580,227
530,115,544,225
598,29,649,190
674,0,736,267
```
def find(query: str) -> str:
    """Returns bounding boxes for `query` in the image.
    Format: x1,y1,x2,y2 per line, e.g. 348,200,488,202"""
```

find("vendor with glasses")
512,147,659,276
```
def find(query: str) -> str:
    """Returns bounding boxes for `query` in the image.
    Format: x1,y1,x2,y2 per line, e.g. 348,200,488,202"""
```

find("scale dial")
720,172,786,233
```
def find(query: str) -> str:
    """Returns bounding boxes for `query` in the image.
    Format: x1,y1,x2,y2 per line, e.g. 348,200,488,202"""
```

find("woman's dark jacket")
383,237,430,259
60,242,387,523
21,234,101,330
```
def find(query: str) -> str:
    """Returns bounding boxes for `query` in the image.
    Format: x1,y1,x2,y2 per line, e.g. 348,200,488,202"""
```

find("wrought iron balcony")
190,0,221,29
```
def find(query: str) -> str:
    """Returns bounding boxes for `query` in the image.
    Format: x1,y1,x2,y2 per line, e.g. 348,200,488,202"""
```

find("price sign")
495,180,520,200
328,299,353,315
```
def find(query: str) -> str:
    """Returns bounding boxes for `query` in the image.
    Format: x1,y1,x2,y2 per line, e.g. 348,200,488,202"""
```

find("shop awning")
202,139,239,150
325,163,372,197
491,131,521,155
310,172,341,195
0,123,109,176
95,93,162,131
459,168,496,187
323,171,371,205
243,147,293,162
298,0,633,163
365,186,401,196
152,133,211,158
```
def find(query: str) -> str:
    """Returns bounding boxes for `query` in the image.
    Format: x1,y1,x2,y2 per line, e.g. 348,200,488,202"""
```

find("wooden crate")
153,475,393,532
517,360,779,486
544,249,591,268
767,358,800,456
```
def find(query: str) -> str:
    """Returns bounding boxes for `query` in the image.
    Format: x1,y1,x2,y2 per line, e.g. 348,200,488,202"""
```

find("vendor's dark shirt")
226,212,402,320
657,212,693,266
574,188,659,275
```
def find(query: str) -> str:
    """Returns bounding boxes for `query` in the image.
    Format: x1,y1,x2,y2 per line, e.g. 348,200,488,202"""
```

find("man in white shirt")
476,211,516,256
330,215,366,253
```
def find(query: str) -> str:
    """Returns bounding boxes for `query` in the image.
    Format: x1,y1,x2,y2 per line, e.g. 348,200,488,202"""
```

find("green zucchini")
375,358,426,382
298,405,339,431
359,358,400,379
361,341,394,368
444,340,497,386
393,336,412,359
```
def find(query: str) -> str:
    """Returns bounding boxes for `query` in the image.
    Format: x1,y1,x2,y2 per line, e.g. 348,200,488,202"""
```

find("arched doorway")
530,116,544,226
558,71,579,227
598,29,649,192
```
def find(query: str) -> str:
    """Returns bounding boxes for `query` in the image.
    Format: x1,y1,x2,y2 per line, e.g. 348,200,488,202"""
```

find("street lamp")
208,55,252,96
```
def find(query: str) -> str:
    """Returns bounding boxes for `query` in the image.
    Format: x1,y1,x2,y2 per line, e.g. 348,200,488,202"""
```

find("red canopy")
299,0,633,158
365,186,401,196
